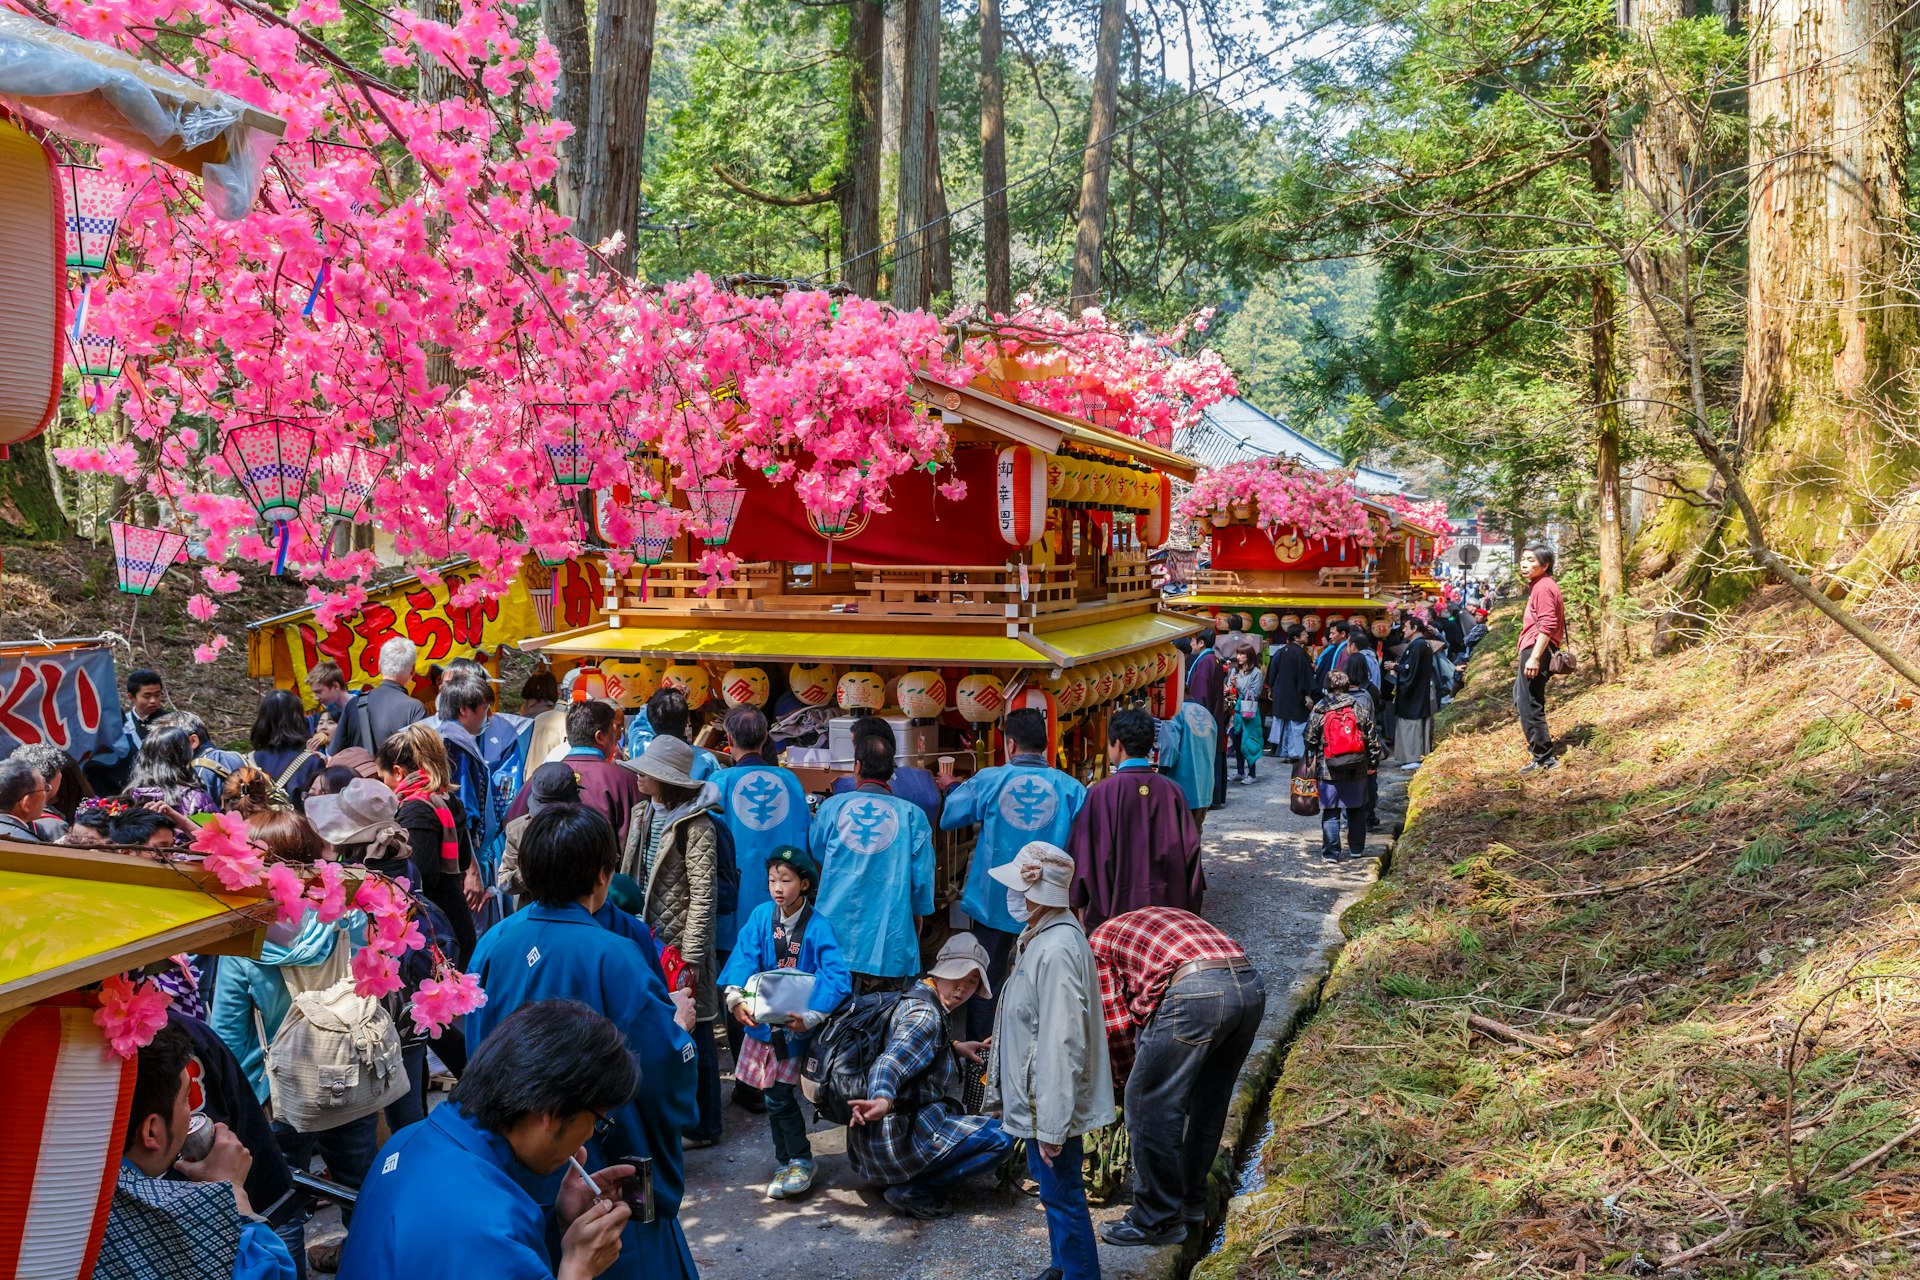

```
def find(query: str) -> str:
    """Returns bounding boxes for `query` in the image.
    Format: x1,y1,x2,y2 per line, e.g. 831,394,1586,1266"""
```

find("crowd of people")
1,560,1558,1280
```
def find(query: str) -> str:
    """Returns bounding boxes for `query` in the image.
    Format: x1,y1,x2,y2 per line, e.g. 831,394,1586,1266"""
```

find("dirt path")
678,762,1408,1280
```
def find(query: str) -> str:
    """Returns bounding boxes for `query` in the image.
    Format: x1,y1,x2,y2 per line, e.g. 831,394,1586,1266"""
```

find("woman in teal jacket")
717,845,852,1200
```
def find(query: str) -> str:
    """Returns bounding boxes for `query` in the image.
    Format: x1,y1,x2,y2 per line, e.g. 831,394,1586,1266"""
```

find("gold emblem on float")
1271,530,1307,564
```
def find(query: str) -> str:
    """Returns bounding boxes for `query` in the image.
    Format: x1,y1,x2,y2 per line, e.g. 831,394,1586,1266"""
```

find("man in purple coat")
1183,634,1229,811
1068,708,1204,931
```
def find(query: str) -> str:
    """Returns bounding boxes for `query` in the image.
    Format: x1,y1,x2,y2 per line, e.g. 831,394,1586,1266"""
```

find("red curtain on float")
723,449,1010,565
1208,525,1366,573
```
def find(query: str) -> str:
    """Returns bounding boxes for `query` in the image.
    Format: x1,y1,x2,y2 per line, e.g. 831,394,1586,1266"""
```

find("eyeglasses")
590,1110,616,1142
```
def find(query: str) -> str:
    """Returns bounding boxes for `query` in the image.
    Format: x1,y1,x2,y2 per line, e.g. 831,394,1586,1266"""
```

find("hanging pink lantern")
533,403,598,487
110,521,187,596
222,418,315,525
686,478,745,547
58,165,140,273
223,418,315,575
632,502,676,567
319,443,389,523
64,283,125,413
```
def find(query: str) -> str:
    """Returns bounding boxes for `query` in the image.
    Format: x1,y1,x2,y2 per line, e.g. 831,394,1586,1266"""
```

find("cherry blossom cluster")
1176,457,1379,544
43,0,1238,641
1383,495,1456,554
986,298,1238,440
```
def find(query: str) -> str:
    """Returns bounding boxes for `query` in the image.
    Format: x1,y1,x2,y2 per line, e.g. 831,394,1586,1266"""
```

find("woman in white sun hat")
986,841,1114,1280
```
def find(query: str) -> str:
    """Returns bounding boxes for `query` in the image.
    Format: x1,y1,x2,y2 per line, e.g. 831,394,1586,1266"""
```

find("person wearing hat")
1089,907,1264,1247
986,842,1114,1280
306,776,412,880
497,761,583,904
621,732,727,1146
845,932,1013,1219
717,845,851,1200
465,802,700,1280
811,731,935,993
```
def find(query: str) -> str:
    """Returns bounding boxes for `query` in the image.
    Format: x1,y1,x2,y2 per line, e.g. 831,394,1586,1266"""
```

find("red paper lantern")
996,445,1047,547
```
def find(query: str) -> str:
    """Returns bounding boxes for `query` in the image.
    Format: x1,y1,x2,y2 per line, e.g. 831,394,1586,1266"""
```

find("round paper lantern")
1136,474,1172,546
570,666,610,702
897,670,948,718
955,674,1007,722
1280,613,1301,629
1259,612,1281,633
1154,645,1176,681
1089,661,1118,705
837,670,886,710
1348,614,1369,630
1120,653,1145,693
789,663,835,706
662,663,711,707
1235,612,1255,633
720,665,770,708
1047,668,1088,715
1372,618,1392,638
1302,614,1322,634
996,445,1048,547
601,658,667,707
1045,457,1070,501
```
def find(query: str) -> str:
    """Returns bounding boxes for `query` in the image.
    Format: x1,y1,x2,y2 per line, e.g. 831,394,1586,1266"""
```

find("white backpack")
255,929,409,1132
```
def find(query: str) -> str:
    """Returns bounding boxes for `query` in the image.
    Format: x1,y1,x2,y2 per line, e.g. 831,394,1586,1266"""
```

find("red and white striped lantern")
1136,473,1172,547
995,445,1047,547
0,1005,135,1280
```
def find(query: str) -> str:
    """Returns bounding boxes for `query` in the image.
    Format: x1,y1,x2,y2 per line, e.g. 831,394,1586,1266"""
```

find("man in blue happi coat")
812,732,934,989
462,804,700,1280
712,705,814,1110
938,706,1086,1037
340,1001,637,1280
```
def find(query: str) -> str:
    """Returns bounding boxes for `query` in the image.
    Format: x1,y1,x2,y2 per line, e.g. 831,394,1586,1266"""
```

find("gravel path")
677,761,1405,1280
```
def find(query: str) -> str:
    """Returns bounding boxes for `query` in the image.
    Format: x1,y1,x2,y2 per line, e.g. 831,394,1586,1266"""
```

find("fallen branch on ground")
1468,1014,1575,1055
1507,848,1716,902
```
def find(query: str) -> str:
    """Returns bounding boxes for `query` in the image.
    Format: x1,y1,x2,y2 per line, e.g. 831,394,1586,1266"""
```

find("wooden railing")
1106,553,1156,603
1191,569,1246,593
610,562,779,618
855,563,1079,619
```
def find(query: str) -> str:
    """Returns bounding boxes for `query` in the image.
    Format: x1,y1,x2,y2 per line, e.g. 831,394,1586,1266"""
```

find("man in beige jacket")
986,841,1115,1280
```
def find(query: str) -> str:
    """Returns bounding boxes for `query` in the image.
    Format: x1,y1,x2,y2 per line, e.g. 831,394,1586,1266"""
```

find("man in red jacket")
1515,543,1567,771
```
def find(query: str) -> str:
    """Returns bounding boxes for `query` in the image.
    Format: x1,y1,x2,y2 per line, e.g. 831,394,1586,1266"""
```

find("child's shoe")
778,1158,817,1199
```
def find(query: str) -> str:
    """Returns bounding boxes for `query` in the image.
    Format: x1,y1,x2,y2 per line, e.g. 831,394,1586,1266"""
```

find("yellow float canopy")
1180,594,1396,611
0,842,269,1014
529,610,1205,672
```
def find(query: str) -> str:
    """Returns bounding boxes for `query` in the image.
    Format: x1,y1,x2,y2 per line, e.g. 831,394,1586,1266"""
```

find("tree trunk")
542,0,592,220
839,0,885,298
979,0,1011,314
1069,0,1126,309
580,0,658,274
1620,0,1689,553
1740,0,1914,568
1592,275,1629,676
890,0,938,311
0,435,73,542
926,107,952,302
879,0,906,297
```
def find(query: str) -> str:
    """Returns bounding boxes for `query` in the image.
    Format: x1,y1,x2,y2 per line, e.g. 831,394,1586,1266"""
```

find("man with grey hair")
0,758,49,842
330,636,425,753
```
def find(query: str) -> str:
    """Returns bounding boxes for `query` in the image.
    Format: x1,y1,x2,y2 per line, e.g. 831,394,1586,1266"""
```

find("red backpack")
1323,704,1368,767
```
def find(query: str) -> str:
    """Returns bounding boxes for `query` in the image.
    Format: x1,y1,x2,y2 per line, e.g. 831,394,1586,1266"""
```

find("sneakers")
767,1158,817,1200
1398,761,1421,771
1100,1217,1189,1247
883,1184,953,1219
1518,756,1560,773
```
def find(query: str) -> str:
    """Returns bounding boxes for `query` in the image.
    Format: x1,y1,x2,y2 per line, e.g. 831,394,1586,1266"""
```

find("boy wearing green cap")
718,846,852,1199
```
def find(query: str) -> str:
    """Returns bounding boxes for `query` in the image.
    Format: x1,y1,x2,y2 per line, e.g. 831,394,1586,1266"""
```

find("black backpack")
799,988,911,1125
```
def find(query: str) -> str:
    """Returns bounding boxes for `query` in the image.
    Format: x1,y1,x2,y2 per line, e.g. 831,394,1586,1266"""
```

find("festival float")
1175,458,1453,643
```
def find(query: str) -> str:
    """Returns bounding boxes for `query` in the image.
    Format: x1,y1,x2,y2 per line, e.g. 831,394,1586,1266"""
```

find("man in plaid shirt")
1089,907,1266,1248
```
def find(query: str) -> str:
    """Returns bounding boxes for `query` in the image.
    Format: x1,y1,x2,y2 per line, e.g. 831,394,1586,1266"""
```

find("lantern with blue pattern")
109,521,187,596
222,417,315,574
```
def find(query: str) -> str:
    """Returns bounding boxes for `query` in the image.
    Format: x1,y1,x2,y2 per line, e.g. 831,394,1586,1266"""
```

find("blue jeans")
385,1039,429,1132
1322,806,1367,860
1029,1135,1100,1279
899,1120,1012,1199
1272,719,1307,760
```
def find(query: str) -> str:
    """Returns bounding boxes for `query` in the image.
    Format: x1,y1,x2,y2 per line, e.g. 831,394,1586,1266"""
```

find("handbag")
1289,755,1321,817
1548,647,1578,676
745,969,819,1023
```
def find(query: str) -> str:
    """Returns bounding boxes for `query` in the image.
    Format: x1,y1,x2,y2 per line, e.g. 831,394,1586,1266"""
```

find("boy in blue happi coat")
718,844,851,1200
463,804,700,1280
938,707,1086,1037
811,732,934,986
340,1001,636,1280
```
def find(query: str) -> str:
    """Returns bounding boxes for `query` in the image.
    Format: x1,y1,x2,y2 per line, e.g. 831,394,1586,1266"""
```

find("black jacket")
1265,642,1315,723
1391,639,1436,719
329,679,425,753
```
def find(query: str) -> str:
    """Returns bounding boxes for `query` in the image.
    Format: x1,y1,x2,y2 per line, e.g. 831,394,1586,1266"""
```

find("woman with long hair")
1226,646,1265,783
377,723,482,964
127,726,219,814
246,689,326,810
